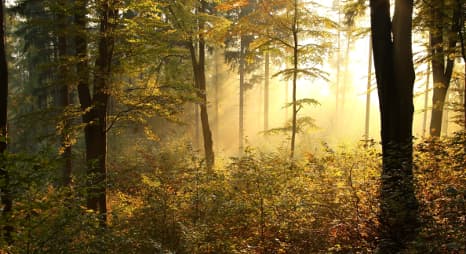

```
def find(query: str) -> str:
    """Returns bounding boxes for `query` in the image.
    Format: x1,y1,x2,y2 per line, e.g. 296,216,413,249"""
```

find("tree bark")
428,1,459,137
188,1,214,169
75,0,115,226
290,0,298,159
56,3,72,186
89,0,116,225
214,49,220,150
341,26,351,114
370,0,419,252
422,63,431,137
456,0,466,130
364,37,373,143
239,37,245,153
335,0,341,124
198,40,214,169
0,0,12,243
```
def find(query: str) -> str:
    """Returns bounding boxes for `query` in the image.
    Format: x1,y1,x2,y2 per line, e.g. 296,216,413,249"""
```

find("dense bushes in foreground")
1,133,465,253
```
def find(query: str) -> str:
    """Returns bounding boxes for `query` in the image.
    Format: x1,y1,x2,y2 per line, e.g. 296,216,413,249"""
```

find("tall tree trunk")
264,51,269,131
0,0,12,243
74,0,93,201
457,0,466,130
87,0,116,225
429,2,458,137
335,0,341,123
194,104,200,148
189,49,210,164
443,90,449,136
198,39,214,169
74,0,91,120
75,0,115,226
422,63,431,137
341,27,351,113
239,38,245,153
285,77,289,122
57,4,72,186
214,49,220,150
370,0,419,252
290,0,298,159
188,3,214,168
364,37,373,143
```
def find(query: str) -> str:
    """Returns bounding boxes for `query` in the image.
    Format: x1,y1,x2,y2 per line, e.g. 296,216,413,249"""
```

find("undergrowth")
1,132,465,253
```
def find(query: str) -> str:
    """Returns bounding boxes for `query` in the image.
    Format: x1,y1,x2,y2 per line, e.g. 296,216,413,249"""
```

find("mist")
190,13,465,159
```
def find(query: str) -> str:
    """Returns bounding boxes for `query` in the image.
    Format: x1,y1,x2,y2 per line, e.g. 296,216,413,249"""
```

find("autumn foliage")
0,132,464,253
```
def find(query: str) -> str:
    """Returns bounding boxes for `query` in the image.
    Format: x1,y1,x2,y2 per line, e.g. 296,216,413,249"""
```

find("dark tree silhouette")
428,0,460,137
0,0,12,243
370,0,419,252
56,0,72,186
75,0,117,226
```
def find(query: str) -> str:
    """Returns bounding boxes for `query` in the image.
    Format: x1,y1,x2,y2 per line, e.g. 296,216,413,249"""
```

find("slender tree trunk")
0,0,12,243
443,90,449,136
88,1,116,225
75,0,91,120
264,51,269,132
341,27,351,113
188,3,214,168
429,70,450,137
285,78,289,122
239,38,245,153
189,45,214,168
75,0,115,226
214,49,220,150
57,5,72,186
364,36,372,142
290,0,298,159
457,0,466,130
194,104,200,148
335,0,341,123
429,3,459,137
74,0,93,202
198,40,214,169
422,62,431,137
370,0,419,252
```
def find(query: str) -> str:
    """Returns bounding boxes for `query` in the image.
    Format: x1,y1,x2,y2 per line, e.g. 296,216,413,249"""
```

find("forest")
0,0,465,253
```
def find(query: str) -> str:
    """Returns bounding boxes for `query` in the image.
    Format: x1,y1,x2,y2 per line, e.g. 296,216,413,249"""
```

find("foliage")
413,132,466,253
106,141,383,253
0,149,119,253
2,0,465,253
1,131,465,253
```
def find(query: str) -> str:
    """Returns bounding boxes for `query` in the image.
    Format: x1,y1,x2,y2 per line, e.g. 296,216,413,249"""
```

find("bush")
414,132,466,253
2,133,465,253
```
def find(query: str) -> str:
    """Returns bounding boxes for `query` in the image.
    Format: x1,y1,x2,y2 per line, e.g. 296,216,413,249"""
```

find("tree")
364,37,373,143
163,0,225,169
221,0,261,153
246,0,332,159
369,0,419,252
188,0,214,168
456,0,466,130
333,0,342,124
9,0,77,184
10,0,59,152
54,0,72,186
0,0,12,243
425,0,461,137
75,0,118,225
